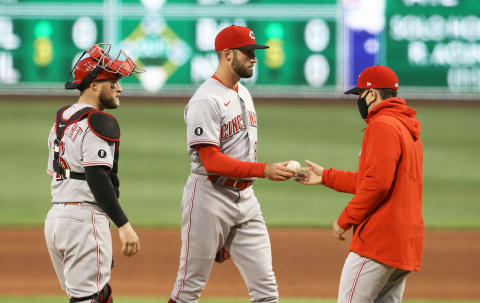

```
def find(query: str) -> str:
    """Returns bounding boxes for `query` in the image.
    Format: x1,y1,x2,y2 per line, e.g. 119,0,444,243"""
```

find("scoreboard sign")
0,0,340,96
3,0,479,98
385,0,480,94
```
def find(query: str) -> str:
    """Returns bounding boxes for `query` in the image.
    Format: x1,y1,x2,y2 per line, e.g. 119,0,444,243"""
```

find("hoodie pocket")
356,215,372,243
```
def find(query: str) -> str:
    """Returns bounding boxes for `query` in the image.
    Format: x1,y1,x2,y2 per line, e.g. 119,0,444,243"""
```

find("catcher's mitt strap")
87,111,120,142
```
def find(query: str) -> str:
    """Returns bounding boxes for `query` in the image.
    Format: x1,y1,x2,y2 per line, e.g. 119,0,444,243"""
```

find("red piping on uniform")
91,211,101,293
175,179,198,301
59,106,72,123
348,257,368,303
211,75,238,93
55,106,70,134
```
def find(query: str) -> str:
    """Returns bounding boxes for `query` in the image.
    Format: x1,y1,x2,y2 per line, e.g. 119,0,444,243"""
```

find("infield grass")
0,101,479,228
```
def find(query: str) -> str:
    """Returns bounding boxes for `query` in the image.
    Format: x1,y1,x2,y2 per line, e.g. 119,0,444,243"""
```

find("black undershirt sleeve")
84,165,128,227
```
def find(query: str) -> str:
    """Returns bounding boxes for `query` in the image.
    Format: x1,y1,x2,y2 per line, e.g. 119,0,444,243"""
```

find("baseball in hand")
287,160,302,173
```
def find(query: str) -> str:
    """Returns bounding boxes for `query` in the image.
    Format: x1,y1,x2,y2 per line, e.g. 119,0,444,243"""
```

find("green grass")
0,297,477,303
0,101,479,228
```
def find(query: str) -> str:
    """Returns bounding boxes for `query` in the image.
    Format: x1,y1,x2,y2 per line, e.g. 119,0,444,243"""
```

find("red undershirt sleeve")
196,145,266,178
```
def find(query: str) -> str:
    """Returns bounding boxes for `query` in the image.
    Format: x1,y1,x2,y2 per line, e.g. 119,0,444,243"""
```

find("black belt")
68,172,86,180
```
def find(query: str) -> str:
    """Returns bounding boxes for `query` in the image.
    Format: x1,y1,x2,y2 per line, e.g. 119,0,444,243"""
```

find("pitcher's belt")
208,176,253,190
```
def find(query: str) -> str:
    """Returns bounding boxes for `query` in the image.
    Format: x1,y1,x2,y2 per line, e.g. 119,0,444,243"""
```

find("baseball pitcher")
44,43,142,303
168,25,297,303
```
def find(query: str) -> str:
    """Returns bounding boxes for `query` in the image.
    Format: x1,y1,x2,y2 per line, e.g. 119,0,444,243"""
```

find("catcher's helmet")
65,43,142,90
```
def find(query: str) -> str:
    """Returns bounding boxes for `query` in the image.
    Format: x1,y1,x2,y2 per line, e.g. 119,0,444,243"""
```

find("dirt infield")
1,228,479,299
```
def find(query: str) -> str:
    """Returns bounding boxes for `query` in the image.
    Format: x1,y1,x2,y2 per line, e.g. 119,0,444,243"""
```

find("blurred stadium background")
1,0,480,302
2,0,480,99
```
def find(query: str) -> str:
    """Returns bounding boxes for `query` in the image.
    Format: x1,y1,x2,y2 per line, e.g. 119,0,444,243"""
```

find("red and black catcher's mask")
65,43,142,91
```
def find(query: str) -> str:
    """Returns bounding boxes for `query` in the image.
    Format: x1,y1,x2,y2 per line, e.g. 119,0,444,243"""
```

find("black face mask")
357,91,373,119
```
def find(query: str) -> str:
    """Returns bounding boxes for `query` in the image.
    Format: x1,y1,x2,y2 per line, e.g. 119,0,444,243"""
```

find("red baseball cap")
345,65,399,95
215,25,269,51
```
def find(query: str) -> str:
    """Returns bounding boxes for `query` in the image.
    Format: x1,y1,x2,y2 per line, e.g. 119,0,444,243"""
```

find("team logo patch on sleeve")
195,127,203,136
98,149,107,158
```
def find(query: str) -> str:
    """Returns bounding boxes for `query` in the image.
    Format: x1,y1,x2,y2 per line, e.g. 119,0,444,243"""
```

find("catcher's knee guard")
97,283,113,303
70,283,113,303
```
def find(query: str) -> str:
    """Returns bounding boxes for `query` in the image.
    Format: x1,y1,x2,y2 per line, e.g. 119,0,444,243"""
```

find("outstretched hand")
295,160,324,185
264,161,296,181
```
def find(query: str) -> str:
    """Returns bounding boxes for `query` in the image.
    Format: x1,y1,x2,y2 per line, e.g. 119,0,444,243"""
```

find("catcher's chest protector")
53,106,120,196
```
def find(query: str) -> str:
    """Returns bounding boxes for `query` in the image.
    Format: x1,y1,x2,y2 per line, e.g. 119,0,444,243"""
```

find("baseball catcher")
44,43,142,303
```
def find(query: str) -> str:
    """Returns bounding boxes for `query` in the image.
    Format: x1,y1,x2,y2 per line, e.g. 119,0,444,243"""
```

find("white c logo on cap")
249,31,255,40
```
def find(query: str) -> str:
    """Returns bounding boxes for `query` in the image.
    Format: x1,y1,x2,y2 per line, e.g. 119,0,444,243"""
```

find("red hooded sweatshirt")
321,98,424,271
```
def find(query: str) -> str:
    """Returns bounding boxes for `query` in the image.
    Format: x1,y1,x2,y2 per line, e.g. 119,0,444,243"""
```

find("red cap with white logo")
345,65,399,95
214,25,269,51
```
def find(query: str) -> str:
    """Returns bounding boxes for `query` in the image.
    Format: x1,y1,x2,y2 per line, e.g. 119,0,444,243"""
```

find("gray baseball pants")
338,252,410,303
44,203,112,301
170,174,278,303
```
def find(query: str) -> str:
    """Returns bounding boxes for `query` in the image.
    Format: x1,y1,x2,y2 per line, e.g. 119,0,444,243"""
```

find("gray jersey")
171,76,278,303
46,104,115,203
185,77,258,178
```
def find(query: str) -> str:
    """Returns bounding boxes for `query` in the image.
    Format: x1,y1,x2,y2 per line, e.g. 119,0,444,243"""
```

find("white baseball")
287,160,301,173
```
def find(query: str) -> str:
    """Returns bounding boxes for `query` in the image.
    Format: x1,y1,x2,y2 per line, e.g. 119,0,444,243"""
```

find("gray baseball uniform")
170,77,278,303
338,252,410,303
45,104,115,301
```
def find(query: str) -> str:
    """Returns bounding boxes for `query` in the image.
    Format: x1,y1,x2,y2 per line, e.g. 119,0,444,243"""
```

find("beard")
232,51,253,78
99,86,119,109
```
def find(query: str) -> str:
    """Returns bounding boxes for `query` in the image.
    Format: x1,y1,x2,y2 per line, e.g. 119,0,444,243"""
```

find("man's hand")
295,160,324,185
332,219,346,241
118,222,140,257
264,161,296,181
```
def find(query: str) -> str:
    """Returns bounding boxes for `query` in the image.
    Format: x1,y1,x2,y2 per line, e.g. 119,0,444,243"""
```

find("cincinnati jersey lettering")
247,110,257,127
221,114,245,140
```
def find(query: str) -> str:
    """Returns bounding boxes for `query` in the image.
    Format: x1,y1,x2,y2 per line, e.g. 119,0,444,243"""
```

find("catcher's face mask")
65,43,143,90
